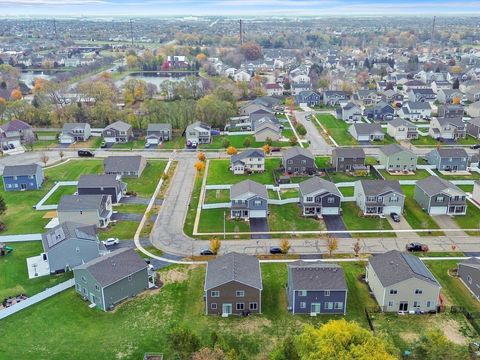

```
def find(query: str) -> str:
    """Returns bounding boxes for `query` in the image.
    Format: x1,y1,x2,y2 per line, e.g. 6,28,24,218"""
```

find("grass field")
315,156,331,169
341,202,395,237
206,159,281,185
43,185,77,206
204,189,230,204
197,208,250,235
315,114,358,146
453,202,480,235
328,171,378,183
201,135,286,149
184,173,203,237
123,160,167,197
410,136,440,146
98,221,139,240
268,204,326,232
115,203,148,214
338,187,354,197
434,170,480,180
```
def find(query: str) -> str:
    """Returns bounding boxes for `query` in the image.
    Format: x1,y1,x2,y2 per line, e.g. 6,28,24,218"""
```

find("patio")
26,255,50,279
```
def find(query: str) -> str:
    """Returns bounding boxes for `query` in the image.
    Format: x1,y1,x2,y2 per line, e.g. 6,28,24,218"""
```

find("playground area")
0,243,13,257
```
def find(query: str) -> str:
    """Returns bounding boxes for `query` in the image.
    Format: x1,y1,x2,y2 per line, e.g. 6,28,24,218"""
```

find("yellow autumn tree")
10,89,22,100
209,238,221,255
226,146,237,155
194,161,205,172
452,96,461,105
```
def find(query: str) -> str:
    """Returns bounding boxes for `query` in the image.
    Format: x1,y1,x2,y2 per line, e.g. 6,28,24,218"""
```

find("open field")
123,160,167,197
197,208,250,236
268,204,326,232
315,114,358,146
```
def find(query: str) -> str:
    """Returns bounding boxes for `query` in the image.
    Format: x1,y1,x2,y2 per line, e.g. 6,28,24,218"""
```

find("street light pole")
224,211,226,240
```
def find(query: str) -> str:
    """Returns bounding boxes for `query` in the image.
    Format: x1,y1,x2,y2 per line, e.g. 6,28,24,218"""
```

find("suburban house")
230,180,268,220
239,103,273,117
414,176,467,215
386,118,418,141
348,123,384,142
437,105,464,120
353,89,378,106
77,174,127,204
298,177,342,216
264,83,283,97
354,180,405,216
381,90,404,106
57,195,113,228
253,117,281,142
104,155,147,178
74,248,149,311
0,119,35,148
457,258,480,301
437,89,463,104
408,88,436,103
366,250,441,313
466,85,480,102
204,252,262,316
378,144,417,172
42,221,103,274
295,91,321,107
428,117,466,140
59,123,91,144
287,261,347,315
398,102,432,121
331,147,366,172
467,118,480,139
364,101,395,121
230,149,265,175
282,147,316,175
468,102,480,118
2,163,44,191
291,83,311,96
323,91,349,106
185,121,211,145
336,102,362,122
145,123,172,145
426,148,468,171
102,120,133,143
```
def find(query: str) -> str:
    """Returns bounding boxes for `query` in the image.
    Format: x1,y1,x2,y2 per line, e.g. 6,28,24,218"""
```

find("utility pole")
239,19,244,45
129,19,134,46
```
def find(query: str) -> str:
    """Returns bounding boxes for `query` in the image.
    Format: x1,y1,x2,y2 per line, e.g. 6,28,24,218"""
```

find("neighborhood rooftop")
3,163,41,177
288,261,347,291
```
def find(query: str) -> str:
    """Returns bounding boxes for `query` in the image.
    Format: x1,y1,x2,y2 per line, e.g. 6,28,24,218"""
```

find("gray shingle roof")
75,248,147,288
406,102,431,110
431,148,468,158
282,146,314,160
415,176,464,197
332,147,365,159
358,180,403,196
459,257,480,270
369,250,441,287
380,144,414,157
147,123,172,132
57,195,108,211
77,174,121,188
104,155,144,173
204,252,262,290
3,163,41,177
0,119,32,132
389,118,417,129
42,221,98,251
62,123,89,132
299,177,340,197
350,123,383,136
104,120,131,132
288,261,347,291
231,149,264,164
230,179,267,199
469,118,480,128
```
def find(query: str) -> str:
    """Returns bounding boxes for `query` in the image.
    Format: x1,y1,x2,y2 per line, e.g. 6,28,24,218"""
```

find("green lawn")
201,135,286,150
411,136,440,146
157,135,186,150
184,173,203,237
434,170,480,180
268,189,279,199
458,185,473,193
379,169,431,180
31,139,59,150
315,156,331,169
98,221,139,240
123,160,167,197
197,208,250,235
204,189,230,204
43,185,77,206
206,159,280,185
452,202,480,235
0,241,71,300
315,114,358,146
115,203,148,214
328,171,378,183
339,187,354,197
280,189,299,199
403,197,444,236
111,139,146,149
456,135,479,145
341,202,395,237
268,204,326,231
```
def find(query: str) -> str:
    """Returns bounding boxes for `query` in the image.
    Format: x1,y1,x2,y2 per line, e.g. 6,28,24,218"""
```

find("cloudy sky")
1,0,480,16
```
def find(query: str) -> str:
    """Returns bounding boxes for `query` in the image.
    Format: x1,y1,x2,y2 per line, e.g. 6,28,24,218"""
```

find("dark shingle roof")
0,119,32,132
147,123,172,132
389,118,417,129
75,248,147,288
104,155,144,173
288,261,347,291
230,179,267,199
332,147,365,159
299,177,340,197
3,163,41,177
380,144,414,157
204,252,262,290
350,123,383,136
431,148,468,158
57,195,108,211
358,180,403,197
369,250,440,287
42,221,98,251
104,120,131,132
282,147,314,160
415,176,464,197
459,257,480,270
78,174,121,188
231,149,265,164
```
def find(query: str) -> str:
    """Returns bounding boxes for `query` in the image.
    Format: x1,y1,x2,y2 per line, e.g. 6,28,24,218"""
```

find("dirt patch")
399,332,419,343
159,265,198,285
232,317,272,332
440,319,468,345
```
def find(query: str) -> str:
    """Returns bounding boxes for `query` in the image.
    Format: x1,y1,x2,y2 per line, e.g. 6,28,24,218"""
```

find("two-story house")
437,104,464,120
204,252,262,316
398,102,432,121
253,116,281,142
295,91,321,107
378,144,417,172
364,101,395,122
287,261,347,315
282,147,316,175
331,147,366,172
467,118,480,139
408,88,436,103
429,117,466,140
386,118,418,141
414,176,467,215
145,123,172,145
230,180,268,220
0,119,35,149
264,83,283,97
354,180,405,216
381,89,404,107
59,123,91,144
230,149,265,175
77,174,127,204
353,89,378,106
57,194,113,228
348,123,384,142
458,258,480,301
185,121,211,145
437,89,463,104
426,148,469,171
336,102,362,122
2,164,44,191
323,91,349,106
366,250,441,312
102,121,133,144
298,177,342,216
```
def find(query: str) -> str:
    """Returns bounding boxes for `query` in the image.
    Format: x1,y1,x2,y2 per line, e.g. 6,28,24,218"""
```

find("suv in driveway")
390,212,401,222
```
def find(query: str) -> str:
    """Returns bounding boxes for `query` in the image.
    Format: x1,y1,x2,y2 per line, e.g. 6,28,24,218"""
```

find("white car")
102,238,119,246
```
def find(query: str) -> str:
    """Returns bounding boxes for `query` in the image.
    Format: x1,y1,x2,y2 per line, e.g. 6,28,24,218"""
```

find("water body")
115,72,187,89
20,71,54,88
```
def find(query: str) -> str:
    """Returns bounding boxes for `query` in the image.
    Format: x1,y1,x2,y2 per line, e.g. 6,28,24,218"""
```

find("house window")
437,196,444,202
236,303,245,311
390,197,399,202
254,200,261,206
236,290,245,297
299,302,306,309
82,276,87,283
249,302,258,310
301,160,306,165
324,302,333,310
413,301,421,307
211,290,220,297
388,301,394,307
426,301,432,307
211,303,217,310
287,160,293,164
415,289,423,294
76,284,81,291
306,197,313,202
324,290,330,297
128,275,132,281
468,275,473,284
334,302,343,310
390,289,397,295
95,285,100,291
327,197,335,204
75,247,80,253
298,290,307,297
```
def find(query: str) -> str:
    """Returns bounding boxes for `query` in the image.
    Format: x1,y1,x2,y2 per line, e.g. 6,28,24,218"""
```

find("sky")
1,0,480,17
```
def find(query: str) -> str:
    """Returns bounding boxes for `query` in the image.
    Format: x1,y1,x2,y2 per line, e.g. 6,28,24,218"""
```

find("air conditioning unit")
310,312,317,317
222,313,229,318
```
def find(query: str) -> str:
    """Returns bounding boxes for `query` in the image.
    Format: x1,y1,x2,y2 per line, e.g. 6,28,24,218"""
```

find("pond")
115,72,187,89
20,71,55,88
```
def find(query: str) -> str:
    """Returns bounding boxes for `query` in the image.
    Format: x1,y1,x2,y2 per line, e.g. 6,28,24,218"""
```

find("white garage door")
146,137,159,145
59,136,74,144
249,210,267,218
358,135,370,142
104,137,116,143
383,206,402,215
429,206,447,215
322,207,340,215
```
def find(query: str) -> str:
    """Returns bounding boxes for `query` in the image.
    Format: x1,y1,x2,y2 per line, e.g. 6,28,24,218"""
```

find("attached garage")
103,137,116,143
383,206,403,215
249,210,267,218
321,207,340,215
429,206,447,215
146,135,160,145
59,134,74,144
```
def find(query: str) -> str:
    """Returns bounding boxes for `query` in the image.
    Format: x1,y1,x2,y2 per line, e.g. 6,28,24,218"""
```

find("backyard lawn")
206,158,281,185
204,189,230,204
328,171,378,183
123,160,167,197
379,168,431,180
338,186,354,197
341,202,395,237
98,221,139,240
43,185,77,206
411,136,440,146
434,170,480,180
268,204,326,232
115,203,148,214
315,156,331,169
279,188,299,199
314,114,358,146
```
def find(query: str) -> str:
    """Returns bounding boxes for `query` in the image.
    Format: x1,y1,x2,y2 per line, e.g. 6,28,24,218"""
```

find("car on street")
200,249,214,256
406,242,428,252
390,212,401,222
102,238,119,246
269,247,283,254
78,149,95,157
471,144,480,149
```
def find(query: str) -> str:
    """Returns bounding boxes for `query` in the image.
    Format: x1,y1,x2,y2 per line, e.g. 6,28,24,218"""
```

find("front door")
399,302,408,311
20,183,27,190
311,303,321,314
222,303,232,315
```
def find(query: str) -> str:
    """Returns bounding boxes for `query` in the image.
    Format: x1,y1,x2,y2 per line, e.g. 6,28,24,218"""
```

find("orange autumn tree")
197,152,206,162
226,146,237,155
10,89,22,100
194,161,205,172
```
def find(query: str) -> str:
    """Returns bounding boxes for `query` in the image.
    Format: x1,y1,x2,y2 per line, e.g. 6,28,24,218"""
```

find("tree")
289,136,298,146
295,123,307,136
326,237,338,258
10,88,22,100
353,239,361,257
192,347,225,360
262,144,271,154
295,320,397,360
240,42,262,61
167,326,200,359
411,329,468,360
280,239,291,254
243,137,252,148
221,137,230,148
0,195,7,217
265,137,273,146
197,152,206,162
194,161,205,172
126,54,138,69
210,238,221,255
196,94,236,128
452,96,461,105
452,78,460,89
40,153,49,166
270,335,300,360
226,146,237,155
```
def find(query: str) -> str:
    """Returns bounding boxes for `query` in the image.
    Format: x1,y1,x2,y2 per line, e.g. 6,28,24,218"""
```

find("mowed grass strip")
341,202,395,237
206,158,280,185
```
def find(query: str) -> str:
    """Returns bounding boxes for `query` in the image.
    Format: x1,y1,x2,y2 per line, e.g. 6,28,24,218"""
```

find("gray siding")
47,238,100,273
77,187,120,203
458,264,480,300
289,289,347,314
332,156,365,172
283,155,315,174
74,268,104,309
102,268,149,311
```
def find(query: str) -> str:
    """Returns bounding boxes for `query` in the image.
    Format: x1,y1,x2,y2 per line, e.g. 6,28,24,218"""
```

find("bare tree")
40,153,49,166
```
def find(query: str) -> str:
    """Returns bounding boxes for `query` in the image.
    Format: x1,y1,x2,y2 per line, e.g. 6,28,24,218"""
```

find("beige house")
57,195,113,228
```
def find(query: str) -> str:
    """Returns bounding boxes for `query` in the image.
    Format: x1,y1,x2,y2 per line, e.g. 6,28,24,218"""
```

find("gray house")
299,177,342,216
437,104,464,119
282,147,316,175
145,123,172,145
230,149,265,175
57,195,113,228
386,118,418,141
77,174,127,204
348,123,384,142
331,148,366,172
323,91,349,106
2,164,44,191
104,155,147,178
185,121,211,145
287,261,347,315
336,102,362,122
74,248,149,311
102,121,133,143
366,250,441,312
364,101,395,121
378,144,417,172
466,118,480,139
59,123,91,144
414,176,467,215
428,117,466,140
204,252,262,316
426,148,468,171
42,221,104,274
355,180,405,216
230,180,268,220
458,258,480,301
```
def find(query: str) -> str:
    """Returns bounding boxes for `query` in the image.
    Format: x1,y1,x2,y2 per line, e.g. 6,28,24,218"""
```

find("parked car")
269,247,283,254
200,249,214,256
390,212,401,222
406,242,428,252
271,147,281,152
78,149,95,157
471,144,480,150
102,238,119,246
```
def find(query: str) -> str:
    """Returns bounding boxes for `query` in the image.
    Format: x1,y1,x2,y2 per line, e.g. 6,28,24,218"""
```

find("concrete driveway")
386,215,421,239
323,215,350,238
249,218,271,239
433,215,467,236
